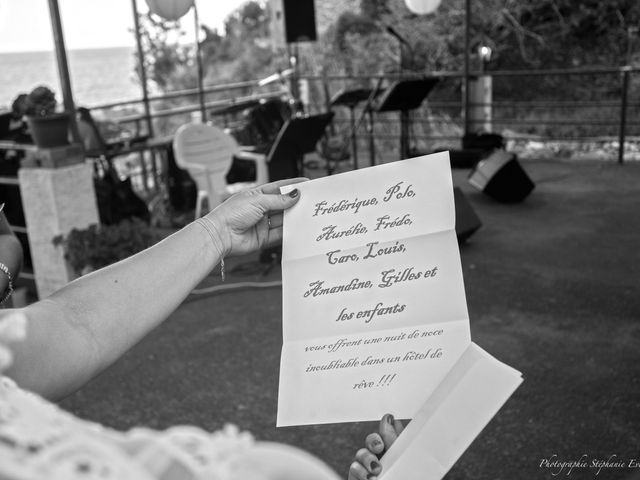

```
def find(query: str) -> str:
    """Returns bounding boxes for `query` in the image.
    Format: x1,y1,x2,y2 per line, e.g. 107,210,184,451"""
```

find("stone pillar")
18,145,99,299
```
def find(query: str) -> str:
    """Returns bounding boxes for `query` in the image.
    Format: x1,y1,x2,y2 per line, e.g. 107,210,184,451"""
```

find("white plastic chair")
173,123,268,218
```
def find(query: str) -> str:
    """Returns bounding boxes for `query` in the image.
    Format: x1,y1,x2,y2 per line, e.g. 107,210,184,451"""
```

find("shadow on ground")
61,159,640,480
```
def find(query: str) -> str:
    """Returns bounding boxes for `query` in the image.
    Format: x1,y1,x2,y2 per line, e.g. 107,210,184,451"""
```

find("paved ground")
61,159,640,480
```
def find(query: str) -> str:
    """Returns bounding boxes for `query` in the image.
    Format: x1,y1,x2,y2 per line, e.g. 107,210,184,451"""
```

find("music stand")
375,77,440,160
330,88,383,168
266,112,335,181
331,88,380,109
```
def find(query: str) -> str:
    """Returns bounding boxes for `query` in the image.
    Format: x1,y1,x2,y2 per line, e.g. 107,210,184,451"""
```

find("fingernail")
371,460,381,472
386,414,394,424
367,475,377,480
371,438,383,448
288,188,299,198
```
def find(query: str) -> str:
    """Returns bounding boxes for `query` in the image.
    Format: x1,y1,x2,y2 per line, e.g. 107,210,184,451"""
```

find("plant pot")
26,112,71,148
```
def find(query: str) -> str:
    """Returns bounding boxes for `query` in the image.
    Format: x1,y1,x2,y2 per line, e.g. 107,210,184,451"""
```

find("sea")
0,47,142,110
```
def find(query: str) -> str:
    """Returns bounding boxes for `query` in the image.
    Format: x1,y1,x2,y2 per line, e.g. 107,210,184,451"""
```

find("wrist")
194,216,229,261
0,262,14,305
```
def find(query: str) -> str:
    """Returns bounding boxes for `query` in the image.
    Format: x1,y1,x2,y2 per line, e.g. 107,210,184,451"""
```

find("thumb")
254,188,301,213
379,414,404,450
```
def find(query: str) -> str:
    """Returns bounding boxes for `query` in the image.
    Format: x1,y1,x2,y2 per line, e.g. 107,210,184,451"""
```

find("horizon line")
0,45,135,55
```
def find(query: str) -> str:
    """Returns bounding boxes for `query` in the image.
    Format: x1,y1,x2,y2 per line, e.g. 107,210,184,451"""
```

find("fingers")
365,433,385,456
355,448,382,476
379,414,404,451
349,415,405,480
348,429,388,480
348,460,375,480
266,212,283,230
263,214,284,248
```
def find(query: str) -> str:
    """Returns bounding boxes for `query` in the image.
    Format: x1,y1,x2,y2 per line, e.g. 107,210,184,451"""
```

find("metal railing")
90,66,640,176
3,66,637,287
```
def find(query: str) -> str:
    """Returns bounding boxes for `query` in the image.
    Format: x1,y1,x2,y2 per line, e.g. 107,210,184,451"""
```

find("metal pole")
399,37,409,159
47,0,80,143
193,0,207,123
463,0,471,135
131,0,154,137
618,67,630,165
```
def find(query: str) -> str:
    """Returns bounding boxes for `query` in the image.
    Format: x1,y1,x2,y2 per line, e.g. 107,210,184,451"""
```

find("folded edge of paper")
380,342,523,480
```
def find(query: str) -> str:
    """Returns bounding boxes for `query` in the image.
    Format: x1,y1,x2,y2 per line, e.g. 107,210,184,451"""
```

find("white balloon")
145,0,194,21
404,0,442,15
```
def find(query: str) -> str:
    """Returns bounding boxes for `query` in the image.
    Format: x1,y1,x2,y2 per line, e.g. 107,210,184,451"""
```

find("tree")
132,12,194,92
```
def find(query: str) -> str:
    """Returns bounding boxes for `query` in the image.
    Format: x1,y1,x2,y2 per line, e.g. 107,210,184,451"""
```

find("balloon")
404,0,442,15
145,0,194,21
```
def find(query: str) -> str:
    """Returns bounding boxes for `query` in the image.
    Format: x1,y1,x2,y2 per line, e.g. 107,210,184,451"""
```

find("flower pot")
26,112,71,148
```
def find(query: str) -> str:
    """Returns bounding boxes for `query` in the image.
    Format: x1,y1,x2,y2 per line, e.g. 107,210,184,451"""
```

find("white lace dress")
0,314,339,480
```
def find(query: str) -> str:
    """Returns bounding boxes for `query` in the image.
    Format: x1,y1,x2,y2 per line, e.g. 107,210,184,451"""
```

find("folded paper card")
380,342,522,479
277,152,521,430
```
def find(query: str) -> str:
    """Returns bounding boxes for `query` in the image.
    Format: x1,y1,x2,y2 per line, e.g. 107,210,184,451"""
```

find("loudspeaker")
448,148,485,169
282,0,317,43
468,150,535,203
454,187,482,243
462,132,505,151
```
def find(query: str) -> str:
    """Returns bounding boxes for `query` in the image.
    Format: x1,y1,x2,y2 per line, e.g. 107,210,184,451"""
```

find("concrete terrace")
60,158,640,480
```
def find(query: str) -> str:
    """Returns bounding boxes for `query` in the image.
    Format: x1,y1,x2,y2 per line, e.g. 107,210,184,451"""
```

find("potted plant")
23,85,71,148
53,219,164,277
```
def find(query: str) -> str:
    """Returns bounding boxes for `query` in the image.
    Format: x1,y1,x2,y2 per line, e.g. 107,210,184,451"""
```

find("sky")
0,0,249,53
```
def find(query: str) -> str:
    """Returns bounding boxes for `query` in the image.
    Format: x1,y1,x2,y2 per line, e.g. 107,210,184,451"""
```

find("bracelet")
0,262,14,305
195,218,226,282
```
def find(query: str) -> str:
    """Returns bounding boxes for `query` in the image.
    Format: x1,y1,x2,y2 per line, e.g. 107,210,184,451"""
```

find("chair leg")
195,190,208,219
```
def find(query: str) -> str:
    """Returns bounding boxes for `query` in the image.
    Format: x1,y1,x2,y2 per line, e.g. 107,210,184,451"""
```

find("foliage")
360,0,391,20
53,219,163,276
18,86,58,117
132,0,640,88
131,2,281,136
133,1,276,91
133,13,194,92
129,0,640,142
364,0,640,71
333,11,379,53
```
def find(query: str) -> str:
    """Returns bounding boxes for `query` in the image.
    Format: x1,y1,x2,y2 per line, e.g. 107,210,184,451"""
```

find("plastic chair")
172,123,268,218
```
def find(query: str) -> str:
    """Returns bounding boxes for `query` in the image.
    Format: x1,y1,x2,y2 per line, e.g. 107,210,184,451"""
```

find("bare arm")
3,179,303,400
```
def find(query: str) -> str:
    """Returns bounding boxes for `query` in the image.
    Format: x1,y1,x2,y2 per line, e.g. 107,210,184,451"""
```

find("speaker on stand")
270,0,317,45
468,150,535,202
283,0,317,43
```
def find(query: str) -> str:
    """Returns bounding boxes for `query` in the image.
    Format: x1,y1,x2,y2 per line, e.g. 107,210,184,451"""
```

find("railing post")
463,0,471,135
47,0,81,144
193,0,207,123
131,0,154,138
618,66,630,165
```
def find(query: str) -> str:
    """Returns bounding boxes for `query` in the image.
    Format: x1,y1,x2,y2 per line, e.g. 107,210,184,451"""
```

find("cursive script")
304,278,373,298
316,223,368,242
313,197,378,216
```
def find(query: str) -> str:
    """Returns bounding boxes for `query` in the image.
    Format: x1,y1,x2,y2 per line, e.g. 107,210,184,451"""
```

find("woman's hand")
348,414,405,480
200,178,306,257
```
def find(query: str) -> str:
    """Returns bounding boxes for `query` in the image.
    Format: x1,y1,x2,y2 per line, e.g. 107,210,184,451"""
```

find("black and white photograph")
0,1,638,479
